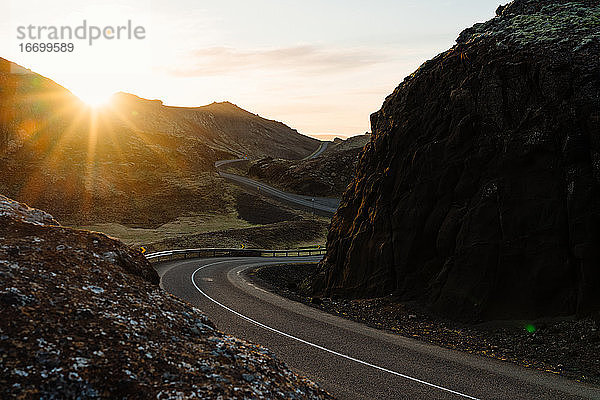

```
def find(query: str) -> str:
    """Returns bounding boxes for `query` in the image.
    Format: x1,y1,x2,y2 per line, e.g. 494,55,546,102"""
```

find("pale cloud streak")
168,45,387,77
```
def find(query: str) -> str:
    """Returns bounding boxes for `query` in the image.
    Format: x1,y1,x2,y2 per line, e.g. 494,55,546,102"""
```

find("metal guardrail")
145,247,327,263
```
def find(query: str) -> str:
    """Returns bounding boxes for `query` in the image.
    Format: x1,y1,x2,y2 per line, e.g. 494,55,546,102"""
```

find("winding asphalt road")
214,142,339,215
302,141,329,160
157,256,600,400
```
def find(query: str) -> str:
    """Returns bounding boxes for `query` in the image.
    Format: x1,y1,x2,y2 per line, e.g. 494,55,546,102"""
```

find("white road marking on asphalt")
191,260,482,400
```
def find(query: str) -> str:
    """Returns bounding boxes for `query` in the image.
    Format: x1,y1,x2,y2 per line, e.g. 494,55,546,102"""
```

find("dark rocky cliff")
313,0,600,321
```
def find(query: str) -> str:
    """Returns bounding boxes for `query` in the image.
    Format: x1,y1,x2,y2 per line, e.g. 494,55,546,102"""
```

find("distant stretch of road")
215,142,340,216
158,256,600,400
302,141,329,160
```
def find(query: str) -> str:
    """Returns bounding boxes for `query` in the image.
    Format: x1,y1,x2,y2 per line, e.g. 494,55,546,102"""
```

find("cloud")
167,45,387,77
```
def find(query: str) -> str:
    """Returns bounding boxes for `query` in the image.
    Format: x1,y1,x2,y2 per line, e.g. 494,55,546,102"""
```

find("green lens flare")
525,324,536,333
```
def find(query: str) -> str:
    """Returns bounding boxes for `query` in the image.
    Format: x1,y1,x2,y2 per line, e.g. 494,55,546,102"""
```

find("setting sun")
76,90,112,108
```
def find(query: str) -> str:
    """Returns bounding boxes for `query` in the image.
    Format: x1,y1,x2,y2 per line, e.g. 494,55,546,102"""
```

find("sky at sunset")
3,0,502,137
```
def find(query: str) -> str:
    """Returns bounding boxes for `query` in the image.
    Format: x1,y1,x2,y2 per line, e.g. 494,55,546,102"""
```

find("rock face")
0,194,59,226
0,196,332,399
313,0,600,321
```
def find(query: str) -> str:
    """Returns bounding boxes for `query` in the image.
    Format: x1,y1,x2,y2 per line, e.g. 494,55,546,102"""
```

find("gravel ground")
246,263,600,386
0,196,334,399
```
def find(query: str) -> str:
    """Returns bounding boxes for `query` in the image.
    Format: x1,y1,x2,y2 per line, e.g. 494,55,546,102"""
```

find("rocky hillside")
0,195,332,399
109,92,318,160
313,0,600,321
246,135,371,197
0,58,317,226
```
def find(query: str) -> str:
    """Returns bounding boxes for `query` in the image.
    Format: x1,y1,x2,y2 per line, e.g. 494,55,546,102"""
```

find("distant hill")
109,92,318,160
0,58,317,226
308,133,359,141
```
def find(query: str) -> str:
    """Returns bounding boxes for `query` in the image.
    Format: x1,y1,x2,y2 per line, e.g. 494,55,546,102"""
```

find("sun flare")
77,91,112,108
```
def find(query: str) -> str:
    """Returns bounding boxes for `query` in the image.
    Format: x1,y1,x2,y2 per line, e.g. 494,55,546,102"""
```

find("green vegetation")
465,2,600,48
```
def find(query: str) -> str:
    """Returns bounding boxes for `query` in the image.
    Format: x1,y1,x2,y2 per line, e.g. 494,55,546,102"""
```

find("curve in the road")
214,141,340,216
214,158,245,168
191,260,479,400
159,256,600,400
218,171,339,214
302,141,329,160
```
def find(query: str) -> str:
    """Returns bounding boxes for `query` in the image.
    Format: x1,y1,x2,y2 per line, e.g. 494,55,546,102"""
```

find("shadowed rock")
313,0,600,321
